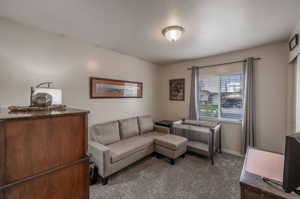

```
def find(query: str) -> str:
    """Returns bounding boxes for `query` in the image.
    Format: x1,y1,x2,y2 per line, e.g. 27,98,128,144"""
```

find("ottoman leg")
170,159,175,165
210,156,214,165
156,153,161,159
100,176,109,185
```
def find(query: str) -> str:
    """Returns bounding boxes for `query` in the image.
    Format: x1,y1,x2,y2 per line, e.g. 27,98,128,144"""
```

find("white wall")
158,42,290,154
287,59,296,135
294,58,300,132
288,19,300,134
0,19,160,125
289,19,300,62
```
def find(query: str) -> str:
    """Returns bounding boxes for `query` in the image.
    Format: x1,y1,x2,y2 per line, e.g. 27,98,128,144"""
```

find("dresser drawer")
1,115,86,184
1,159,89,199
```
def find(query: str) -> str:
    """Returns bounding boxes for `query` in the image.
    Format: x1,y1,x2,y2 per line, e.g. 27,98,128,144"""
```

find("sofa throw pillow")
119,117,139,139
92,121,121,145
138,115,154,134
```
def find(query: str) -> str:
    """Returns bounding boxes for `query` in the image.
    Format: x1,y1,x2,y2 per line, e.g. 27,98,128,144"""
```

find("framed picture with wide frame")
90,77,143,98
169,78,185,101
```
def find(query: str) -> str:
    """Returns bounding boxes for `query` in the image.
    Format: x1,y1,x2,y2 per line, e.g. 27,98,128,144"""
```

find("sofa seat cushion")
155,135,188,151
141,131,166,140
108,136,153,163
138,115,154,134
119,117,139,139
91,121,120,145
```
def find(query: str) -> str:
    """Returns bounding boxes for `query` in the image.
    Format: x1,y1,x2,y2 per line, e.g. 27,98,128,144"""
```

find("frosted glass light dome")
162,25,185,42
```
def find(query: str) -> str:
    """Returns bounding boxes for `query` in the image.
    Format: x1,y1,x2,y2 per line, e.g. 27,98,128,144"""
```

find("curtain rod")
187,57,261,70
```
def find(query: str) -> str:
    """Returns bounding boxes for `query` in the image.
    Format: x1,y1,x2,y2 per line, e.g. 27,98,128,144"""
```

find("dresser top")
0,107,89,121
240,148,298,199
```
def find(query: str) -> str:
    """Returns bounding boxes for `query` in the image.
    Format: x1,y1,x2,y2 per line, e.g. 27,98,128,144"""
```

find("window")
199,74,243,120
199,76,219,118
220,74,243,120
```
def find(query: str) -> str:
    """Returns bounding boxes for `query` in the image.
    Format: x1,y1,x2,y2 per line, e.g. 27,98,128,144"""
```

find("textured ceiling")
0,0,300,64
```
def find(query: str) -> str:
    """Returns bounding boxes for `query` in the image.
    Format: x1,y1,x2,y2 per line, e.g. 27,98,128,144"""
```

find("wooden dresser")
240,148,298,199
0,108,90,199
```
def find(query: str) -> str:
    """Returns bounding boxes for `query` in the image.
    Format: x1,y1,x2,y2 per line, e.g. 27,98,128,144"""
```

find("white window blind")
199,73,243,120
199,76,219,118
220,74,243,120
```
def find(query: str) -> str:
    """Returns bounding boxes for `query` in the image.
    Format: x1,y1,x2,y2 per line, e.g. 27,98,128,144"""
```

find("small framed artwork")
90,77,143,98
289,33,298,51
169,78,185,101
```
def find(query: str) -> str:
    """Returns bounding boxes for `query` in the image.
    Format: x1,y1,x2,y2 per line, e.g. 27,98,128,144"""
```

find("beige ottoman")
155,134,188,165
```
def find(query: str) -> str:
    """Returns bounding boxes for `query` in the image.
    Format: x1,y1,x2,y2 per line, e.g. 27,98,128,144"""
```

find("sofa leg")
100,176,108,185
170,159,175,165
181,154,185,159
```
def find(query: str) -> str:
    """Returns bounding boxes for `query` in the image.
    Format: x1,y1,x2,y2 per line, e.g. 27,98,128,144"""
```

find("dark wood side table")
240,148,298,199
155,120,176,134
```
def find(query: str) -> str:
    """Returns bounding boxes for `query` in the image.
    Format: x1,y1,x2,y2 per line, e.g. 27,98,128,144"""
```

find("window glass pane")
220,74,243,120
199,76,219,118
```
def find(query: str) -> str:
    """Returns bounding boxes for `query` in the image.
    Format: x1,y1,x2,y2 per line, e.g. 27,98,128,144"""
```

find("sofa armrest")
154,125,170,134
88,141,111,178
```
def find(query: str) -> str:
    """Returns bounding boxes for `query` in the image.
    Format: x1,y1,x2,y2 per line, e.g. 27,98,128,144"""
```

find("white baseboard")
222,148,244,157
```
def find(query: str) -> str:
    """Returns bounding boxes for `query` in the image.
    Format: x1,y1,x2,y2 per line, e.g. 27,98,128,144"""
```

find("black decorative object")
90,162,98,185
89,159,99,185
289,33,298,51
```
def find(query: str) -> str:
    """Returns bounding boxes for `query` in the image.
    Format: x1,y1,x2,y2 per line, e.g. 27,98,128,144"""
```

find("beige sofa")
88,115,187,185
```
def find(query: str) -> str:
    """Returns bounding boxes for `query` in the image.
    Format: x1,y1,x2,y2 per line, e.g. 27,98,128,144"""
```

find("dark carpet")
90,153,244,199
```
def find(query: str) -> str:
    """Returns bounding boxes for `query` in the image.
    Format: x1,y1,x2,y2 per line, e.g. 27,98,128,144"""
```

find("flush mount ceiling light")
162,25,185,42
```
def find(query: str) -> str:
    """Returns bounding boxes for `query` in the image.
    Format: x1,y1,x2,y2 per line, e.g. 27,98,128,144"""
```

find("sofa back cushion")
138,115,154,134
119,117,139,139
91,121,121,145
